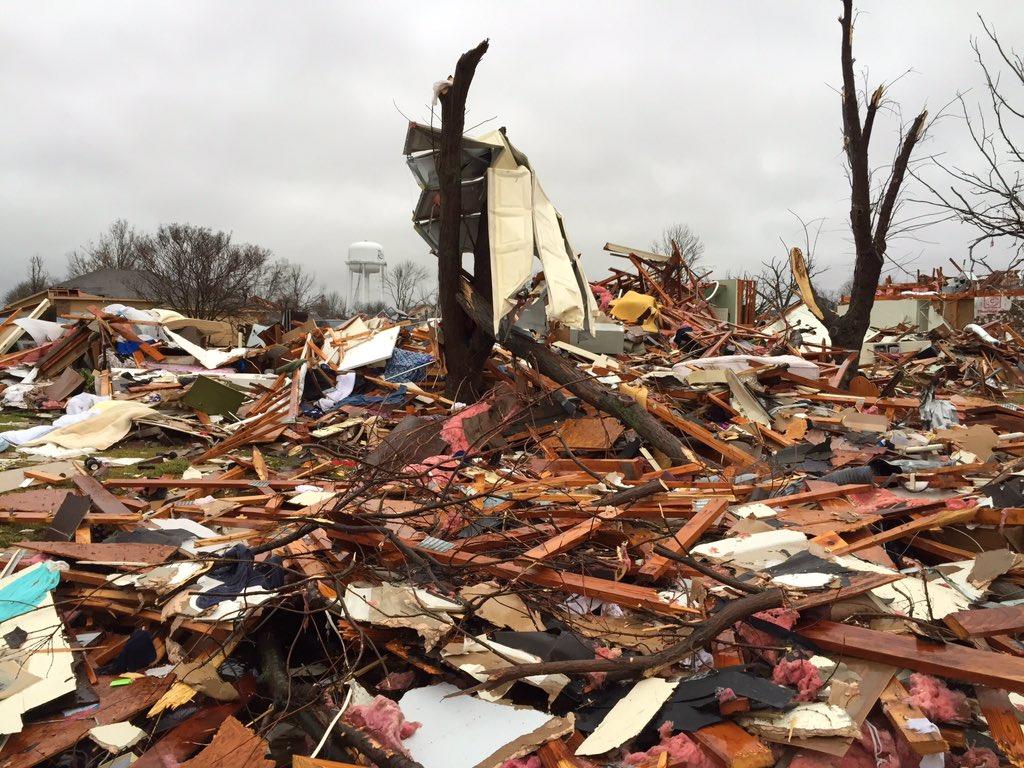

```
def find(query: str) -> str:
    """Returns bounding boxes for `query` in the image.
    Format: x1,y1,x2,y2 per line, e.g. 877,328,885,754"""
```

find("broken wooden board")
798,620,1024,694
17,540,178,565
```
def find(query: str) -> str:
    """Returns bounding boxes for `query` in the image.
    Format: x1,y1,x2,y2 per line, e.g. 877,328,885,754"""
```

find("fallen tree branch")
259,631,425,768
458,588,784,693
457,284,689,463
652,544,763,594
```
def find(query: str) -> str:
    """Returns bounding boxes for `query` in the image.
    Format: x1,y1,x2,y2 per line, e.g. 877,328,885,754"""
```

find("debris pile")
2,209,1024,764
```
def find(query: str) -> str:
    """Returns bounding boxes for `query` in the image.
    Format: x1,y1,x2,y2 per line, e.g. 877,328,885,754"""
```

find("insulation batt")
954,747,999,768
498,758,542,768
343,695,421,757
772,658,824,702
716,687,737,704
736,607,800,663
790,720,921,768
623,722,715,768
906,673,969,723
586,645,622,690
440,402,491,454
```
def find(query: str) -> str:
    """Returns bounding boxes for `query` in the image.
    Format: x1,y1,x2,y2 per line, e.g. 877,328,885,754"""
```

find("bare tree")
917,16,1024,271
66,219,154,278
3,255,51,306
310,289,348,319
755,213,826,316
436,39,493,401
384,259,432,313
136,223,274,321
264,260,316,313
801,0,928,352
650,223,705,266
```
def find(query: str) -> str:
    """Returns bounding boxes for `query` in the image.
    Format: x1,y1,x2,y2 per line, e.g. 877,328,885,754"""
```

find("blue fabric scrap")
382,349,433,384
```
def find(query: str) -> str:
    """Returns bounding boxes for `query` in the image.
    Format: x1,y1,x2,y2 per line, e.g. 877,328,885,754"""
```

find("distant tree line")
4,219,437,321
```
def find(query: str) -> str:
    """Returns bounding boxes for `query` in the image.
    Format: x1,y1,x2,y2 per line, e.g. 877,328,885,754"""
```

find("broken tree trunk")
436,39,493,402
458,285,689,463
800,0,927,356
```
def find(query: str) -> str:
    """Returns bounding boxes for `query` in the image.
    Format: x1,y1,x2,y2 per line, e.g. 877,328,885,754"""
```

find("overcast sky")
2,1,1022,299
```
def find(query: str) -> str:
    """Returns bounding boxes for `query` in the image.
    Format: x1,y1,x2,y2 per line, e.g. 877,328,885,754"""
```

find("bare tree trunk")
810,0,927,354
437,39,493,402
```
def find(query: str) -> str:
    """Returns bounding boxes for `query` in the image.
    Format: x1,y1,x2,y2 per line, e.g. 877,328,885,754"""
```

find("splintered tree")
436,39,494,401
803,0,928,351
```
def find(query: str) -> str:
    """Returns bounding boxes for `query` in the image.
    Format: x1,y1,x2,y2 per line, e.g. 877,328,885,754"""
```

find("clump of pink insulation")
716,687,737,704
440,401,491,454
498,757,542,768
772,657,823,701
906,673,969,723
735,607,800,662
590,283,613,311
954,747,999,768
623,722,714,768
586,645,622,690
344,695,421,757
791,721,922,768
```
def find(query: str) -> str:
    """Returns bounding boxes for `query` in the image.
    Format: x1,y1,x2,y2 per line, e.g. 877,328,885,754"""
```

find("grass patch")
0,523,44,548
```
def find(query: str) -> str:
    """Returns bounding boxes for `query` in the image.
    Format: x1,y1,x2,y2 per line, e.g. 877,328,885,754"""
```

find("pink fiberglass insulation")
955,747,999,768
344,695,421,757
735,607,800,663
498,757,542,768
906,673,969,723
716,687,737,704
586,645,622,690
440,401,491,454
590,283,613,311
772,657,823,701
623,722,715,768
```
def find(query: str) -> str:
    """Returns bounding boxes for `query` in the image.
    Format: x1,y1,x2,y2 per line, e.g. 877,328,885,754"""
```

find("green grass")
0,523,44,547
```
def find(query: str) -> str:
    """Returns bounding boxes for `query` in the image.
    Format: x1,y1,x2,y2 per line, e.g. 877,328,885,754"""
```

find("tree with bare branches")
753,213,828,316
3,255,50,306
136,223,275,321
66,219,154,278
803,0,928,352
265,260,316,313
384,259,433,313
650,223,705,266
917,16,1024,271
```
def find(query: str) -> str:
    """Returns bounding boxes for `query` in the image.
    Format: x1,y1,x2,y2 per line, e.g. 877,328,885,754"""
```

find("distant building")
1,268,158,321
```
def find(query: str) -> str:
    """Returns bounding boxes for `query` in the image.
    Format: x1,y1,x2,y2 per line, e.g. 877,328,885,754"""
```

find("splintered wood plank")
648,403,763,469
293,757,363,768
639,498,729,580
72,474,133,516
798,620,1024,693
879,679,948,755
975,687,1024,767
693,722,774,768
17,540,177,565
0,675,171,768
520,507,625,562
945,604,1024,639
180,716,272,768
830,506,977,555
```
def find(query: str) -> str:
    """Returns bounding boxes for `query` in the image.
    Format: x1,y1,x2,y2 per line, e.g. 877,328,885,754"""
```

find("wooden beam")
519,507,625,562
693,722,774,768
830,506,977,555
945,604,1024,639
975,687,1024,767
798,620,1024,693
638,498,729,581
879,679,948,755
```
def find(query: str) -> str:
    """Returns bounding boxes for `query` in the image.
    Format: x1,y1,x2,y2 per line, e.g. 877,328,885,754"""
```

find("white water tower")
347,241,386,306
